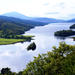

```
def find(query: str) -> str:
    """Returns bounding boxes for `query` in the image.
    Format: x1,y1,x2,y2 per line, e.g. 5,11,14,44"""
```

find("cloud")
58,2,65,8
0,0,75,19
54,2,65,9
43,3,50,6
46,12,59,15
66,14,75,19
59,2,65,6
69,14,75,17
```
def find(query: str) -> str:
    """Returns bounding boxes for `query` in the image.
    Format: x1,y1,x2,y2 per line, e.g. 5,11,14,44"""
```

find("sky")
0,0,75,20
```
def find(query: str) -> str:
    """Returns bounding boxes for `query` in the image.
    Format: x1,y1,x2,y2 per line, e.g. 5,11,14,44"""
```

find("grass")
0,38,25,45
0,35,34,45
18,35,34,37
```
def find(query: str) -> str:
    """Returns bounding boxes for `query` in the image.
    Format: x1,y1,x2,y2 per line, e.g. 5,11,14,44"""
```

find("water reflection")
0,23,75,72
55,36,67,40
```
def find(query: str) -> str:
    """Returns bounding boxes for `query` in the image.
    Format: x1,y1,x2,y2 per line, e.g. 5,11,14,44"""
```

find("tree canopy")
23,42,75,75
54,30,75,37
0,42,75,75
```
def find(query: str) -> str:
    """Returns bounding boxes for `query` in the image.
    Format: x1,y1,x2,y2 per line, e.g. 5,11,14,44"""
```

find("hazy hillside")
0,16,47,26
3,12,75,23
3,12,31,20
3,12,66,23
67,19,75,22
0,16,47,35
31,17,66,23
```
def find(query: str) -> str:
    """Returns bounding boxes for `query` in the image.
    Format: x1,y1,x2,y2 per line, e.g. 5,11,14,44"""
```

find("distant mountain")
31,17,65,23
67,19,75,22
3,12,31,20
0,15,47,26
3,12,66,23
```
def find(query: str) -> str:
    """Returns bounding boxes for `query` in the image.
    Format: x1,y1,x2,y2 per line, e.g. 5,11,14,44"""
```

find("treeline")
0,42,75,75
54,30,75,37
0,16,47,42
70,24,75,29
54,24,75,37
0,16,47,37
0,20,33,36
0,32,32,39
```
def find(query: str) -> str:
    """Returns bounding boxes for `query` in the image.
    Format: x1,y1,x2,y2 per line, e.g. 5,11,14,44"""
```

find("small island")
27,42,36,51
70,24,75,29
54,30,75,37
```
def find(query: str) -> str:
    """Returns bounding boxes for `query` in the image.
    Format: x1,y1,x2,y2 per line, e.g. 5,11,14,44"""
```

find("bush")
24,42,75,75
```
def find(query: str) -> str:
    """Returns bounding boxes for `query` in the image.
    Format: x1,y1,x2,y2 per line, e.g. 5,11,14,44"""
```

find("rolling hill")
31,17,65,23
0,16,47,35
67,19,75,22
3,12,31,20
3,12,66,23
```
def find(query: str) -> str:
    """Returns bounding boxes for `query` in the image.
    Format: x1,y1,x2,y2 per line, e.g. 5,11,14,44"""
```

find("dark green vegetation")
54,30,75,37
0,34,33,40
27,42,36,50
0,42,75,75
0,16,47,45
54,24,75,37
72,37,75,41
70,24,75,29
0,16,47,35
0,35,33,45
0,38,24,45
23,42,75,75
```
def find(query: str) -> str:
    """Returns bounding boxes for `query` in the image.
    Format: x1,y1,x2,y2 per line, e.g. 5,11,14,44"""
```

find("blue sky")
0,0,75,20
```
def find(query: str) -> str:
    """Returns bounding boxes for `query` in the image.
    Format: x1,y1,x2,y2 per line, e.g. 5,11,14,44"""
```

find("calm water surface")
0,23,75,72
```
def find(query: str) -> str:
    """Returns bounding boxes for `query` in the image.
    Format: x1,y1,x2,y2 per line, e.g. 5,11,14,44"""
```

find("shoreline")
0,35,34,45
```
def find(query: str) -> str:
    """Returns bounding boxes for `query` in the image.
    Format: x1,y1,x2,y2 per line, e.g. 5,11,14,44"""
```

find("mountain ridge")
2,12,66,23
2,12,75,23
3,12,31,20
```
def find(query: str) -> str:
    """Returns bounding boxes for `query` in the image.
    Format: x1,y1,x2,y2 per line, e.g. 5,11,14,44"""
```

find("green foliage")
0,68,17,75
0,38,25,45
0,16,47,36
0,35,33,45
54,30,75,37
23,42,75,75
0,22,30,35
1,67,11,75
0,34,33,40
0,42,75,75
27,42,36,50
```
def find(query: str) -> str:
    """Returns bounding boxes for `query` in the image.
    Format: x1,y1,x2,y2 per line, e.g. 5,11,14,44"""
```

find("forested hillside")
0,16,47,35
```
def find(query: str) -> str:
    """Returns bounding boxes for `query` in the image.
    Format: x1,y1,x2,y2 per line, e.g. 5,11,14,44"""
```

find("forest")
0,16,46,35
0,16,47,45
54,30,75,37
